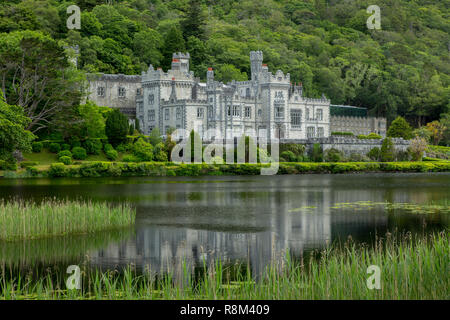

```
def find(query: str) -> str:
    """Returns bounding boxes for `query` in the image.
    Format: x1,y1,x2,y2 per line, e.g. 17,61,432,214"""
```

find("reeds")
1,231,448,300
0,200,136,241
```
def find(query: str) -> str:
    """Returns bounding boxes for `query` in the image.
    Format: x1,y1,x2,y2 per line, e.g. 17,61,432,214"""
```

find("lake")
0,172,449,277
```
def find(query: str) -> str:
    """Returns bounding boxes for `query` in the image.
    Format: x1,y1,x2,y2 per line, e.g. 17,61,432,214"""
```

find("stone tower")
172,52,190,73
250,51,263,82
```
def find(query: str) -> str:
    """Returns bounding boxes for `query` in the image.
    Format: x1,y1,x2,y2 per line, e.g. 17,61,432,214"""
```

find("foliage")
83,139,103,155
71,147,87,160
311,143,323,162
409,137,428,161
380,138,395,162
105,149,118,161
59,156,72,165
61,143,71,151
132,137,153,161
78,101,106,139
425,121,446,146
148,127,162,146
153,142,168,162
49,143,61,153
32,142,43,153
280,151,296,162
105,109,128,146
357,133,382,139
324,148,344,162
387,116,413,140
331,132,354,136
367,147,381,161
0,93,34,163
57,150,72,158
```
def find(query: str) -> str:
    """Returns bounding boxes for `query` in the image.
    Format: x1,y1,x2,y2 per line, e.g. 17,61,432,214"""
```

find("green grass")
0,200,136,241
0,231,448,300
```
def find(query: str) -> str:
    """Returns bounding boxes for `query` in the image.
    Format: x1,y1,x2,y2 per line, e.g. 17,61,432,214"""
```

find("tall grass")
0,200,136,241
1,231,448,299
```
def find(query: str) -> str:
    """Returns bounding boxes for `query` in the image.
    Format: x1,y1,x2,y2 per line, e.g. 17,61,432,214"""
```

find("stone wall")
330,116,387,136
282,136,410,157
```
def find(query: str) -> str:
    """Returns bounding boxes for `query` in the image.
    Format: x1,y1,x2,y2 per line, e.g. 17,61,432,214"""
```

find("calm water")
0,173,449,276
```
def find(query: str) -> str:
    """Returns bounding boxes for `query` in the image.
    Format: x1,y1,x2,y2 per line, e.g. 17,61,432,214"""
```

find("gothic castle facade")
87,51,386,140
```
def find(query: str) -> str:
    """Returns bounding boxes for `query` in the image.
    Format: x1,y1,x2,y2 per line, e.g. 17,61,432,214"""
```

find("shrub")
280,144,305,157
409,137,428,161
61,143,71,151
387,116,413,139
367,147,381,161
49,143,61,153
331,132,354,136
71,147,87,160
84,139,103,155
59,156,72,165
280,151,296,162
0,160,6,170
311,143,323,162
105,149,118,161
57,150,72,158
49,163,68,177
116,143,132,153
20,161,38,168
132,138,153,161
348,153,369,162
380,138,395,162
123,155,140,162
32,142,43,153
324,148,344,162
357,133,382,139
69,137,81,148
104,144,114,152
26,166,39,176
396,150,411,161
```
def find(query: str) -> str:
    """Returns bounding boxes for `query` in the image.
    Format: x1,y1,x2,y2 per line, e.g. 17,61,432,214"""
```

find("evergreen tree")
387,116,413,140
105,109,128,146
182,0,206,40
162,26,185,71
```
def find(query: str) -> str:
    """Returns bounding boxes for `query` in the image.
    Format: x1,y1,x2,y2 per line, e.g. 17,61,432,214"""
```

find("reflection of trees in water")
0,228,134,266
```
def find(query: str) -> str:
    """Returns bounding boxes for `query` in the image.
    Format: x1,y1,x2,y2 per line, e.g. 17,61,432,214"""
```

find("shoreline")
0,161,449,179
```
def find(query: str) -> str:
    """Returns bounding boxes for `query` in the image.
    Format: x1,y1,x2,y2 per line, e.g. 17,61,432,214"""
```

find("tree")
148,127,162,146
0,30,83,134
105,109,128,146
387,116,413,140
78,100,106,138
0,92,34,163
380,137,395,162
409,137,427,161
161,26,185,71
425,121,446,145
181,0,206,40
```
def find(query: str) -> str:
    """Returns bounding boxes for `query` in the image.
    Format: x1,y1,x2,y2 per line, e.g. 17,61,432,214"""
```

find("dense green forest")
0,0,449,128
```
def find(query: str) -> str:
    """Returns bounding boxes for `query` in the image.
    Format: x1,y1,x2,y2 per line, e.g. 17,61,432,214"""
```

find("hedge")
7,160,448,179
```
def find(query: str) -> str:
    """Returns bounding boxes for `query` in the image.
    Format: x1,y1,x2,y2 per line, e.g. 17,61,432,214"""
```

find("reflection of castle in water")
87,176,420,275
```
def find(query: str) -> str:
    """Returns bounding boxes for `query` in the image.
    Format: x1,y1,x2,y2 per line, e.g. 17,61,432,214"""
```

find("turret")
250,51,263,82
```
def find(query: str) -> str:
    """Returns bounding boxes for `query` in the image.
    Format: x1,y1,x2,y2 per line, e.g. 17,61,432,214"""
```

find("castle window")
138,102,143,113
176,107,181,120
97,87,105,97
118,87,126,98
208,107,214,119
148,94,154,105
317,109,323,121
290,109,301,128
306,108,310,120
246,88,250,98
227,106,231,116
244,106,251,118
307,127,315,138
233,105,240,117
258,109,262,117
148,110,155,121
317,127,324,137
165,109,169,120
197,108,204,119
275,106,284,118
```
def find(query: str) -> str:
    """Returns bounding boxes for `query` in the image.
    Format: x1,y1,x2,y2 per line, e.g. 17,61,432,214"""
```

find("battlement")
87,73,142,83
173,52,190,60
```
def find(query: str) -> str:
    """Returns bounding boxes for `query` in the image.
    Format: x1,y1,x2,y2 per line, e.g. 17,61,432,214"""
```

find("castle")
87,51,386,140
